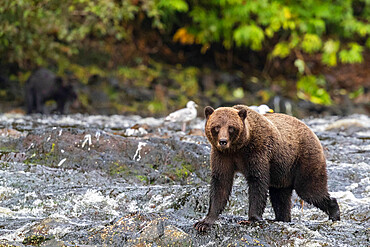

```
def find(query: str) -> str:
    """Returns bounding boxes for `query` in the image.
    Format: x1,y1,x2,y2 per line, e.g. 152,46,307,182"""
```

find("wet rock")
0,123,211,185
139,219,165,241
22,235,49,246
89,216,138,245
0,152,27,163
326,118,369,131
23,217,70,243
89,212,158,245
89,213,192,246
157,225,192,246
0,128,27,138
0,240,24,247
325,116,370,136
39,239,68,247
137,221,192,246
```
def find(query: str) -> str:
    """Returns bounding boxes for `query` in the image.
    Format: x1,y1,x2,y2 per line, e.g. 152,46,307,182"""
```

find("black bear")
25,68,77,114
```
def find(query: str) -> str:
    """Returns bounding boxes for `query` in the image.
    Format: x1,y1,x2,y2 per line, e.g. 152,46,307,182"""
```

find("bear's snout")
219,139,228,146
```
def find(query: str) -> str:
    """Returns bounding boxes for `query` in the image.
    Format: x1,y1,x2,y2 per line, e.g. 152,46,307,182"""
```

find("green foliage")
1,0,368,71
322,40,340,66
295,59,332,105
348,87,365,99
168,66,199,97
297,75,332,105
180,0,368,62
294,59,305,74
301,34,322,54
0,0,369,108
0,0,160,69
272,42,291,58
233,24,265,50
232,87,244,99
148,100,165,114
339,43,364,63
158,0,188,12
349,86,364,99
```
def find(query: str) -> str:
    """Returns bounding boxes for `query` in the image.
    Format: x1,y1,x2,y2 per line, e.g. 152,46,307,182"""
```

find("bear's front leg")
35,94,44,114
26,91,35,114
194,156,235,232
247,173,269,221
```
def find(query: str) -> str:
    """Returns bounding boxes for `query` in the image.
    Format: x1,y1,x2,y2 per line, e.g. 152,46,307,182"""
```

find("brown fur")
194,105,340,232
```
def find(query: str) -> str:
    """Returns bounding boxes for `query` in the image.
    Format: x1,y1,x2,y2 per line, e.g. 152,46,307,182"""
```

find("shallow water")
0,113,369,246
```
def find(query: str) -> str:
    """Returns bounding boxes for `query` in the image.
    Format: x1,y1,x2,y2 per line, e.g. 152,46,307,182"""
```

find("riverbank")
0,113,369,246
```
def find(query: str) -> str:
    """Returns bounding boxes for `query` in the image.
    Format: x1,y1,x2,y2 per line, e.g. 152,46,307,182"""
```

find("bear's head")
204,106,248,152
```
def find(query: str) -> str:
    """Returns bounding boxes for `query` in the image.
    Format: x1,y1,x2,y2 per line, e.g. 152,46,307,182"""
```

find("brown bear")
194,105,340,232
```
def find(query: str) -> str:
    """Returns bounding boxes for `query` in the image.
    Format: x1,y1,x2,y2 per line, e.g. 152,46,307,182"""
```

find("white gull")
249,104,274,114
165,101,198,131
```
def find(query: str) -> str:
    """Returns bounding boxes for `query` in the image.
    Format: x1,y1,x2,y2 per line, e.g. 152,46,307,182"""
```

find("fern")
272,42,290,59
301,34,322,54
339,43,364,64
158,0,188,12
233,24,265,51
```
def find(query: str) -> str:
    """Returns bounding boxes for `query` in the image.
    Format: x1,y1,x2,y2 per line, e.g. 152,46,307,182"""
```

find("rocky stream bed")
0,113,369,246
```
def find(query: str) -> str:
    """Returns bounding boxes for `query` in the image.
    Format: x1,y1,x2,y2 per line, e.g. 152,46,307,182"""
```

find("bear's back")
264,113,303,137
264,113,322,155
27,68,58,91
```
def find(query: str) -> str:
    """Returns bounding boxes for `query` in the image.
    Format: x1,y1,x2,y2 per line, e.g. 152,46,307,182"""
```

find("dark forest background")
0,0,369,117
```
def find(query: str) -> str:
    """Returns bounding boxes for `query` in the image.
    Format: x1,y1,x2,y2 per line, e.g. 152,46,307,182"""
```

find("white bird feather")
249,104,274,114
165,101,198,131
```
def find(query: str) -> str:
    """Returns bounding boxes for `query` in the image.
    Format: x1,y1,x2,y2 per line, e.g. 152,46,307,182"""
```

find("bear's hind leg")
295,151,340,221
310,196,340,221
269,187,292,222
295,180,340,221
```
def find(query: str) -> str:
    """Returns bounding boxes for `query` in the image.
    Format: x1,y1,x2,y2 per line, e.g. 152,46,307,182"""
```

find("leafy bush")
177,0,369,67
0,0,153,69
176,0,369,103
0,0,368,106
3,0,367,69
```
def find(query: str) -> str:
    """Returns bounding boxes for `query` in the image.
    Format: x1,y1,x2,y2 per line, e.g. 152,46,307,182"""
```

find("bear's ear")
238,108,247,121
204,106,214,121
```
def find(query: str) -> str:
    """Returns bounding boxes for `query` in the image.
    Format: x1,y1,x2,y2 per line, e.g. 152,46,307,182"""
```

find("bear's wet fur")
194,105,340,232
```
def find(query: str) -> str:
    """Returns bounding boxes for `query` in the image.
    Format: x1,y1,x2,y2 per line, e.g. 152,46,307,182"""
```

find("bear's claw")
237,220,251,225
194,221,211,232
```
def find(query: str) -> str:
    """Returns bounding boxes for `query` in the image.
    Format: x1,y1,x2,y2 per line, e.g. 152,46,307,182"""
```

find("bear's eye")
229,126,235,133
212,126,220,133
